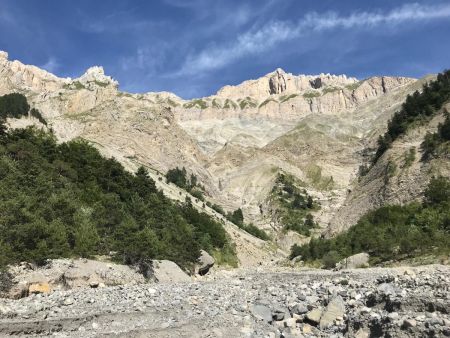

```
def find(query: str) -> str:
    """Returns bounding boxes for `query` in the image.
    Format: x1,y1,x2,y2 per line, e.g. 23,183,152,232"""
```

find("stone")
291,303,308,315
305,308,322,325
319,296,346,329
388,312,399,321
283,318,297,328
148,260,191,283
250,304,272,323
196,250,215,275
269,69,287,94
272,306,289,321
28,283,51,295
336,253,369,270
402,318,417,328
63,297,74,306
354,328,370,338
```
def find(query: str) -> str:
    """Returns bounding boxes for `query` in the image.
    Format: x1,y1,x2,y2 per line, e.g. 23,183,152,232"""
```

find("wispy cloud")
176,2,450,76
40,57,60,73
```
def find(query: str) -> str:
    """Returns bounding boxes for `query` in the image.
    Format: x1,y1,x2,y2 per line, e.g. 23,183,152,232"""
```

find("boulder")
305,308,322,325
319,296,345,329
250,304,272,323
149,260,191,283
336,253,369,270
28,283,51,295
196,250,215,275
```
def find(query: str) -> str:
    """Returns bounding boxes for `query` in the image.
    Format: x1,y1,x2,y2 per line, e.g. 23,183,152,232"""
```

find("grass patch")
259,98,278,107
305,164,334,190
280,93,299,103
223,99,238,109
239,97,257,109
345,82,362,91
183,99,208,109
303,91,321,99
322,87,340,95
212,242,238,268
63,81,86,90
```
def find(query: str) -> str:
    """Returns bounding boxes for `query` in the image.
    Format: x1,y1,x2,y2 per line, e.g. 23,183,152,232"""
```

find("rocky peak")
75,66,118,89
0,51,8,60
269,68,287,95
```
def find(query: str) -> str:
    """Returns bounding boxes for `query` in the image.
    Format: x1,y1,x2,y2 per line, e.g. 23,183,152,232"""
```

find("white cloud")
40,57,60,73
177,2,450,75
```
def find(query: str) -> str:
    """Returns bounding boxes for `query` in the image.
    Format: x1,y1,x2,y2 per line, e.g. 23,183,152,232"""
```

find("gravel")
0,265,448,337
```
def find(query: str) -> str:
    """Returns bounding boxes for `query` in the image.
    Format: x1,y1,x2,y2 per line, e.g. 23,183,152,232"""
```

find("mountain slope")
2,50,444,253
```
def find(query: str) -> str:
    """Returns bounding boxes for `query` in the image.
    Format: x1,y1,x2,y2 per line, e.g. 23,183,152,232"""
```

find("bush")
0,120,233,270
374,70,450,163
322,250,341,269
290,177,450,264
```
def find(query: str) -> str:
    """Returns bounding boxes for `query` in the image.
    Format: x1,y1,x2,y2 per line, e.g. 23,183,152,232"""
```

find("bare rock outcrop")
269,68,287,94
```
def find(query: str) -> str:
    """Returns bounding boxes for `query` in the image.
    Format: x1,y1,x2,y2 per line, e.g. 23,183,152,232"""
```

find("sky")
0,0,449,99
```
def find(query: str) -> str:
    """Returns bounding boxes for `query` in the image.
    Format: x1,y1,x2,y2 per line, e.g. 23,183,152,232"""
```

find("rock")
269,69,287,94
89,280,100,288
9,281,29,299
63,297,74,306
148,260,191,283
196,250,215,275
388,312,399,321
291,303,308,315
250,304,272,323
354,328,370,338
336,253,369,270
402,318,417,329
309,77,322,89
28,283,51,295
319,296,345,329
283,317,297,328
305,308,322,325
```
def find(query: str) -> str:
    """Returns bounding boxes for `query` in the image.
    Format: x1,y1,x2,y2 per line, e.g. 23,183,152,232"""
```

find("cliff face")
1,50,437,249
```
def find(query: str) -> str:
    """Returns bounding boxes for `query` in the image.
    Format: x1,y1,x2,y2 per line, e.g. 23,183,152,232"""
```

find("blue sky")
0,0,449,98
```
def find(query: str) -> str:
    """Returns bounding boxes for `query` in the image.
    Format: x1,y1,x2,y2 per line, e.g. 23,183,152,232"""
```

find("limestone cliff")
1,50,440,252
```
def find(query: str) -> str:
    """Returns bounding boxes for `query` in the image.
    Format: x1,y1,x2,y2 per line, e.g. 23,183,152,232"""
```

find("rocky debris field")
0,265,449,337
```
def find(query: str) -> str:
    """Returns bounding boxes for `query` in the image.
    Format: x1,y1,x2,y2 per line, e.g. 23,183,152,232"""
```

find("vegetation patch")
402,147,416,168
165,167,205,201
0,95,234,271
239,97,257,110
345,82,362,91
270,173,319,236
305,164,335,190
225,208,270,240
212,98,222,109
63,81,86,90
259,98,278,107
322,87,340,95
290,176,450,266
183,99,208,109
280,93,299,103
93,80,109,88
303,91,321,99
223,99,238,109
421,110,450,159
374,70,450,163
166,98,179,107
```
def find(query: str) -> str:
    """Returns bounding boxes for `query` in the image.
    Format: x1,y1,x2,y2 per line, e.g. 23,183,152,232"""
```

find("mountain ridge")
0,50,440,255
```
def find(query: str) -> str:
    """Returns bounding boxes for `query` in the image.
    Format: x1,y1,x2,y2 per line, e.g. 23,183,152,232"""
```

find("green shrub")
0,97,234,270
290,177,450,264
374,70,450,163
322,250,341,269
303,91,320,99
